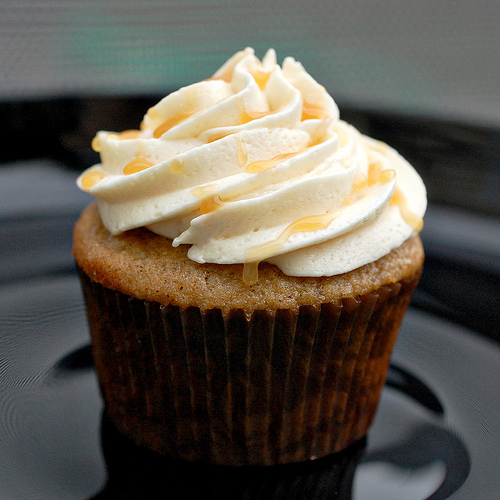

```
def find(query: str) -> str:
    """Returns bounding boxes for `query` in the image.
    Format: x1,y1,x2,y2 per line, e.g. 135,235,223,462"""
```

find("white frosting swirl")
77,47,426,278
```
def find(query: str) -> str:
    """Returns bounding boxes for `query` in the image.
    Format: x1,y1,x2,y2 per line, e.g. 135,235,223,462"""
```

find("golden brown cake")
74,203,423,312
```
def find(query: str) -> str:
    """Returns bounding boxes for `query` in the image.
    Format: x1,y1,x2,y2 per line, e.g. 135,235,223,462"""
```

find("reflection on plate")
1,273,499,499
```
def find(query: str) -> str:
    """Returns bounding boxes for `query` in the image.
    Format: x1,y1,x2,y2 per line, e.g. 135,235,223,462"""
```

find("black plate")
1,268,499,499
0,110,499,498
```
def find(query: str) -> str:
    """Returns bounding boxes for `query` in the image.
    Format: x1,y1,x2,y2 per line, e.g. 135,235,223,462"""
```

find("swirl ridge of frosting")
78,47,426,278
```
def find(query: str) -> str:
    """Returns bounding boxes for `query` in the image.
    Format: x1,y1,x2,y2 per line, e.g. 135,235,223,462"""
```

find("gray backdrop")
1,0,498,125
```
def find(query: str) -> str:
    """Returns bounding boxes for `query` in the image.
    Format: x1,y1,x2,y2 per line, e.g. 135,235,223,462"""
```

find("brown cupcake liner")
78,266,421,465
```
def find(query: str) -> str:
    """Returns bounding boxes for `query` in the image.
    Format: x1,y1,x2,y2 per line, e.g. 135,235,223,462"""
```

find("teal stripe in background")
0,0,498,125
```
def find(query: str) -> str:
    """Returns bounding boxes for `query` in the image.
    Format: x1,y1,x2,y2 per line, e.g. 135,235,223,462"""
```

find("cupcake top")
74,203,424,312
77,48,426,282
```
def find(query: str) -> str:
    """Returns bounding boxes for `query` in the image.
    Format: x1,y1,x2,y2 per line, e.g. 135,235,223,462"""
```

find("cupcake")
74,47,426,466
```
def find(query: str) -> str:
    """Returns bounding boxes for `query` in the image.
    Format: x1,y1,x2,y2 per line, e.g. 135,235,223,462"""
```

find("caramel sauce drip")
245,211,339,266
352,163,395,195
170,158,184,174
192,185,215,199
351,172,368,194
220,72,232,83
391,187,424,232
192,185,226,214
200,195,225,215
368,161,382,186
153,111,194,138
242,162,401,283
360,162,422,231
92,130,141,152
236,137,248,166
301,102,330,121
123,156,155,175
281,212,339,241
81,171,107,189
241,108,274,124
205,105,273,144
91,136,101,152
206,130,235,143
378,168,395,185
209,67,270,89
252,69,271,90
118,129,141,140
245,150,302,173
146,106,160,120
243,261,259,285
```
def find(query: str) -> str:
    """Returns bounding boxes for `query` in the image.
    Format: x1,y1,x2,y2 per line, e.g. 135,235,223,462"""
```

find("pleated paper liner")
78,267,420,466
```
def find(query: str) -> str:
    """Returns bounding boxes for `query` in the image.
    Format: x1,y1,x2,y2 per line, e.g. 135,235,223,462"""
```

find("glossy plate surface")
0,270,499,499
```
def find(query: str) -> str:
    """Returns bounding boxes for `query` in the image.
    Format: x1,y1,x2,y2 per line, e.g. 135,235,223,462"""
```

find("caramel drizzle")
191,139,247,215
244,211,340,268
241,108,274,124
200,195,225,214
391,187,424,232
204,108,273,144
206,130,235,143
301,101,330,121
350,163,423,231
236,136,248,166
117,129,141,140
193,147,299,216
241,162,414,284
352,163,395,195
252,69,271,90
245,150,303,173
365,163,423,232
91,129,141,152
243,211,339,285
211,107,312,144
191,185,215,200
153,111,194,138
170,158,184,174
91,136,101,152
192,185,226,215
80,170,107,189
243,262,259,285
123,156,155,175
209,68,271,89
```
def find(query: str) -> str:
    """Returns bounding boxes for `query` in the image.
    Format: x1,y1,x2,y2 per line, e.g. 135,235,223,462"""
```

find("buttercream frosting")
77,47,426,281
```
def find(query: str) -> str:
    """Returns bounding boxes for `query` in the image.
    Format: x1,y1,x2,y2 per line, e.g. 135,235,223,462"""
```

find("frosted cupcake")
74,47,426,465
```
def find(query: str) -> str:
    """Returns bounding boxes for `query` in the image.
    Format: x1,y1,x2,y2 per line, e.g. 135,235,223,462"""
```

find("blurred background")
1,0,499,124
